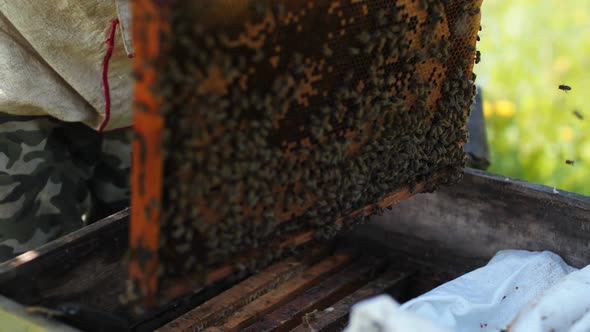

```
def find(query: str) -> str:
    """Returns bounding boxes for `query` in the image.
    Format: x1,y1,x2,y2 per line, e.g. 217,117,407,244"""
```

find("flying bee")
565,159,575,166
558,84,572,92
573,110,584,120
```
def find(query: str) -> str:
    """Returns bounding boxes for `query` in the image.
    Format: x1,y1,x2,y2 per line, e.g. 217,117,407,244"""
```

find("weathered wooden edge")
0,209,129,283
465,168,590,207
362,168,590,269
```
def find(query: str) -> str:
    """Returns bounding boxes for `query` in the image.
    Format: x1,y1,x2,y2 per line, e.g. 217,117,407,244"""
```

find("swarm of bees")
557,84,582,167
130,0,483,292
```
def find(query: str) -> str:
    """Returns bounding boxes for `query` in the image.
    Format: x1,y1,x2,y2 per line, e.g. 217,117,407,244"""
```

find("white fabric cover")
508,265,590,332
0,0,133,130
345,250,590,332
345,295,451,332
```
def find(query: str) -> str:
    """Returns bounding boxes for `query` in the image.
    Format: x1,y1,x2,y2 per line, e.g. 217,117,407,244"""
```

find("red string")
99,18,120,132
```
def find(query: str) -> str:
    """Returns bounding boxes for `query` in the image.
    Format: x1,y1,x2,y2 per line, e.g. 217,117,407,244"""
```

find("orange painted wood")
129,0,171,299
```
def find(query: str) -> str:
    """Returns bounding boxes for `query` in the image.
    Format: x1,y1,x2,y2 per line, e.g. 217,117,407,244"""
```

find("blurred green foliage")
476,0,590,195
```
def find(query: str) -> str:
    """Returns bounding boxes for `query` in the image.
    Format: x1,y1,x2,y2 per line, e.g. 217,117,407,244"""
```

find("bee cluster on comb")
129,0,482,306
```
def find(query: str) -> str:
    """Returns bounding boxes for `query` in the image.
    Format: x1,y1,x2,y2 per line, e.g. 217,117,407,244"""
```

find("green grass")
476,0,590,195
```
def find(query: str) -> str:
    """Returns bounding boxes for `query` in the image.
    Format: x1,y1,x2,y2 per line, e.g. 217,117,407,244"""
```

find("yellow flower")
483,100,494,118
553,56,571,75
495,99,516,118
559,126,574,141
574,11,587,25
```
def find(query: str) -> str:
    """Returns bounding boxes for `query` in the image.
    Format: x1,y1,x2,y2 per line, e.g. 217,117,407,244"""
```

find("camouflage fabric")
0,112,130,261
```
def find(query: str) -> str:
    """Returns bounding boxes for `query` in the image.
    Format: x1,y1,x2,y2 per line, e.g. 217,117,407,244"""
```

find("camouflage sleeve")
0,113,130,261
88,129,131,222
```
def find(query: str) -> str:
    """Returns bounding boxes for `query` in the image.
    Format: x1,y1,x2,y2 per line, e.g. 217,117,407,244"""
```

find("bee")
356,31,371,45
565,159,575,166
349,47,360,55
558,84,572,92
573,110,584,120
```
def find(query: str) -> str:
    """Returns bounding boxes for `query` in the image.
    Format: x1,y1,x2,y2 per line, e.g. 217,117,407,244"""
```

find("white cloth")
345,295,451,332
0,0,133,130
345,250,590,332
509,265,590,332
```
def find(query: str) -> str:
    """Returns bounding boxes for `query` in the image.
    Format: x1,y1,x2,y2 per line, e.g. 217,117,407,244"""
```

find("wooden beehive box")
1,170,590,331
129,0,483,306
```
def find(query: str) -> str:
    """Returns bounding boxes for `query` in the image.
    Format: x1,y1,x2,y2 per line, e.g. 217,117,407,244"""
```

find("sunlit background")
475,0,590,195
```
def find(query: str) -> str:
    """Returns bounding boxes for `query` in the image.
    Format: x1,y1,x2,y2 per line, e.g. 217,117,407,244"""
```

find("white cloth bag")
0,0,133,130
345,250,590,332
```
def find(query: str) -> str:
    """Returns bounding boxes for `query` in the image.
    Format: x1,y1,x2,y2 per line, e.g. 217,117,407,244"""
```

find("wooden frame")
128,0,482,306
130,0,170,300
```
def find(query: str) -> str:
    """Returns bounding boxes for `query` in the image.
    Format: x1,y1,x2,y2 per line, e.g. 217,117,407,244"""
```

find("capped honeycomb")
129,0,482,306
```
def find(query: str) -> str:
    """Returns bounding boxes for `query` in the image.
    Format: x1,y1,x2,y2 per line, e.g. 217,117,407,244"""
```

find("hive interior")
130,0,482,303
